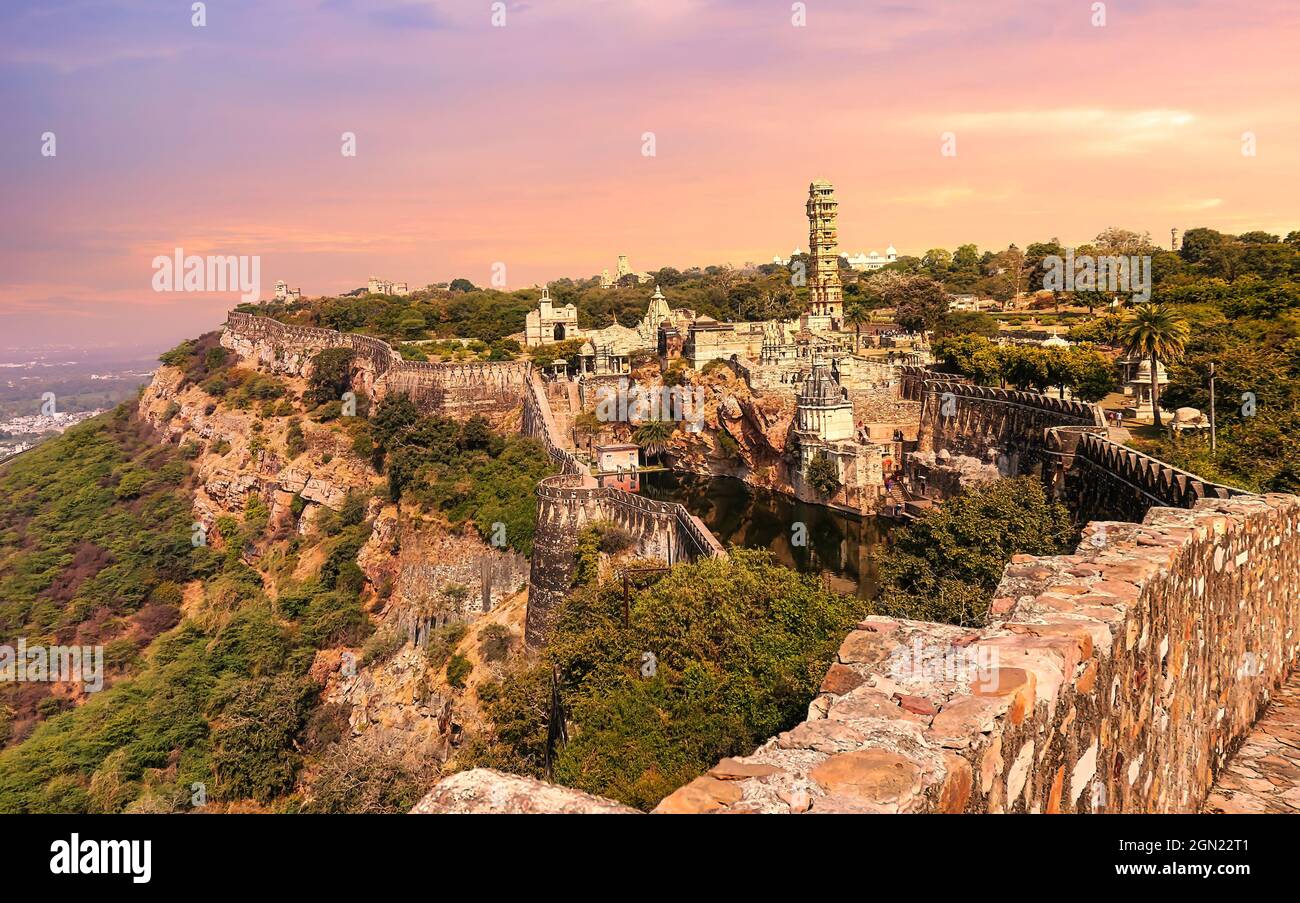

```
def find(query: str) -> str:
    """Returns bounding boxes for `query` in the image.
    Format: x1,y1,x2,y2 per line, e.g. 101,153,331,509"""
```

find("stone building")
594,443,640,491
524,286,579,346
791,359,887,512
845,247,897,271
368,276,410,296
273,280,301,303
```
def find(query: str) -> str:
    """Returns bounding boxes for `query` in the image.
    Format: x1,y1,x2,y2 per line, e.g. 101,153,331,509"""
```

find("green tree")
876,478,1076,625
1119,303,1189,429
805,453,841,497
470,550,863,809
890,276,951,333
306,348,355,407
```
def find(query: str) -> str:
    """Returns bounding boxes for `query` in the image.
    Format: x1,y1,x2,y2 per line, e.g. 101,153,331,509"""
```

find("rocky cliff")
135,345,531,805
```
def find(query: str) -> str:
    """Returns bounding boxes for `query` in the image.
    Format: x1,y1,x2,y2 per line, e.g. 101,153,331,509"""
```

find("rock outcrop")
411,769,640,814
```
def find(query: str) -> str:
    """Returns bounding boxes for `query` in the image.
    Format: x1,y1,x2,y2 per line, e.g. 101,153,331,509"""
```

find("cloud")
928,109,1199,156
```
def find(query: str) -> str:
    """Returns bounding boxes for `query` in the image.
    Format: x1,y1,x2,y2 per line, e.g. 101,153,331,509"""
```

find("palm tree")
1118,303,1189,430
633,417,675,465
843,301,870,351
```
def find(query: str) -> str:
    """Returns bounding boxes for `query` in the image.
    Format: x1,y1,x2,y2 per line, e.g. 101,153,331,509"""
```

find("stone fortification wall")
916,380,1105,480
653,494,1300,812
1048,427,1248,523
222,312,526,416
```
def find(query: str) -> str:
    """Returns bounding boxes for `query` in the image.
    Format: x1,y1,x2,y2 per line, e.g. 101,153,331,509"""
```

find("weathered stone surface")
662,495,1300,815
820,663,866,695
837,629,901,666
777,718,870,753
413,769,639,814
808,750,924,813
928,696,1007,748
939,753,973,813
653,775,743,814
1205,673,1300,814
709,758,783,780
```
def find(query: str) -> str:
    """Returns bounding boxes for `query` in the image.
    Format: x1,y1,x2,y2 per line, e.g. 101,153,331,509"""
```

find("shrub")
361,628,406,667
446,654,472,688
479,624,511,663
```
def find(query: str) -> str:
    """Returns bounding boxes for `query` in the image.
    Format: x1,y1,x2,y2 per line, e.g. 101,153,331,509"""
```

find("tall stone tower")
806,179,843,329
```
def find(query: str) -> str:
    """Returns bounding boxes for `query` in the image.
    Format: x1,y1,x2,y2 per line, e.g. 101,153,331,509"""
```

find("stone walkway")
1203,672,1300,813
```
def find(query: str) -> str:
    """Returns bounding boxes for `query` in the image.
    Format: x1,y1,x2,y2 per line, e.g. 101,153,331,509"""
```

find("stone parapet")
1050,427,1248,522
223,312,527,416
654,494,1300,813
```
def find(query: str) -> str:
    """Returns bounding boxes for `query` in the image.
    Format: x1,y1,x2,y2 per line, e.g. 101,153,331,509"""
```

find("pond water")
639,471,897,599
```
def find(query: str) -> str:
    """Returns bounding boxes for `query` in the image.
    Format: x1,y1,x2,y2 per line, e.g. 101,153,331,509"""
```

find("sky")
2,0,1298,350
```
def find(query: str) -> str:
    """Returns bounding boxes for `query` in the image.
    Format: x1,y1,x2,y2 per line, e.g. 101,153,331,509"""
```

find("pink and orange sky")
3,0,1299,350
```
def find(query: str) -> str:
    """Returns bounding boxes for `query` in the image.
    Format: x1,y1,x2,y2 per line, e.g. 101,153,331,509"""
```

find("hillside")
0,332,546,813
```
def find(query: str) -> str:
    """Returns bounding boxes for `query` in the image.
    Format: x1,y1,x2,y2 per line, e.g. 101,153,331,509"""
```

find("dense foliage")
364,396,553,554
875,478,1077,626
463,548,864,810
0,399,423,812
931,335,1118,402
0,407,209,749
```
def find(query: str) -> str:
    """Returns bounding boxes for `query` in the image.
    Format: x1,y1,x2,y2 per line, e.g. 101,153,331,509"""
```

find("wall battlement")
1048,427,1248,522
914,378,1107,483
222,312,527,416
521,369,724,645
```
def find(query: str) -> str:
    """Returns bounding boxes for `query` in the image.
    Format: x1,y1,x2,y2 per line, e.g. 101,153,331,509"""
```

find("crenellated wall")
521,368,725,645
414,358,1300,815
525,474,726,646
915,379,1106,480
1048,427,1248,523
899,366,968,402
222,312,527,417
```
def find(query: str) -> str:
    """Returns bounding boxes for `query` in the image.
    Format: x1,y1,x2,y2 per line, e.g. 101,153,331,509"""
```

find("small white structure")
368,276,409,296
273,280,301,303
524,285,579,346
844,246,897,271
1127,358,1170,420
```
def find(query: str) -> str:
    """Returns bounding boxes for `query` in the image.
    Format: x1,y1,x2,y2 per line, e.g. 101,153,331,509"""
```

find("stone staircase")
544,379,579,453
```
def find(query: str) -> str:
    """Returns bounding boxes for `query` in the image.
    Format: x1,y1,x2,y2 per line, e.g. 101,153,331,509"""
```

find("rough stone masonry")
422,494,1300,813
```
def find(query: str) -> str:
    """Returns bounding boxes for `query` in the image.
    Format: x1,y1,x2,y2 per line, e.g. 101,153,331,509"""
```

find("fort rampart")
521,368,725,645
916,379,1107,479
655,493,1300,813
222,312,527,416
1048,427,1248,523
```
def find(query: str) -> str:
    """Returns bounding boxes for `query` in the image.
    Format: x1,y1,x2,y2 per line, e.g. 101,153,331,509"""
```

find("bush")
446,654,472,688
210,675,315,803
479,624,512,662
875,477,1076,625
302,739,433,814
805,453,841,497
361,628,406,667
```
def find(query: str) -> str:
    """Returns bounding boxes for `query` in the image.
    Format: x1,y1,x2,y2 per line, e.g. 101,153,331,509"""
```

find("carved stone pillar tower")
806,179,843,329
